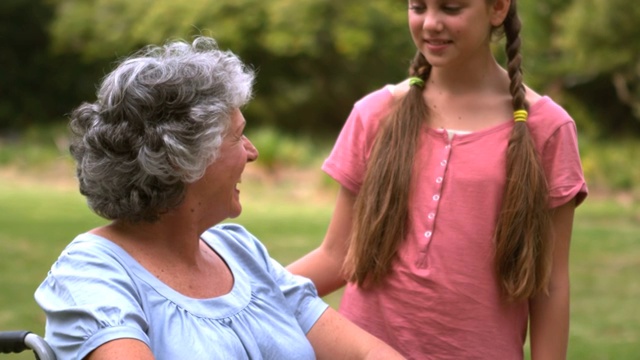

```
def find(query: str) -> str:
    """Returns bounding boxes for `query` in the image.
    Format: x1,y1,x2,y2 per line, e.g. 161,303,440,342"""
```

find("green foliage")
3,0,640,138
46,0,414,134
517,0,640,136
0,0,110,130
553,0,640,134
0,123,70,167
518,0,573,88
246,126,319,172
558,0,640,73
580,137,640,194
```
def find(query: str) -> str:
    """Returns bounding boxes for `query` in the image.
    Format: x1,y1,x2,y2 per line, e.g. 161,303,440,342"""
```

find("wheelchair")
0,330,56,359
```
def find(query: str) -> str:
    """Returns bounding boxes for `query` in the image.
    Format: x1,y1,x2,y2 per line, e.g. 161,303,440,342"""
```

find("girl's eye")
409,3,426,13
442,6,461,14
442,2,463,13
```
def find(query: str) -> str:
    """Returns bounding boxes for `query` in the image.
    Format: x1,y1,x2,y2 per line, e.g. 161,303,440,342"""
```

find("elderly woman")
35,37,403,360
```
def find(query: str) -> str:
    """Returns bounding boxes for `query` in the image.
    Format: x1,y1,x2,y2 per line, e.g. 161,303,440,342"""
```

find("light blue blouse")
35,224,328,360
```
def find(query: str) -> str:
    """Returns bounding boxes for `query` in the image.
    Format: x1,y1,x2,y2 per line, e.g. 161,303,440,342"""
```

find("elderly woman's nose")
244,137,259,162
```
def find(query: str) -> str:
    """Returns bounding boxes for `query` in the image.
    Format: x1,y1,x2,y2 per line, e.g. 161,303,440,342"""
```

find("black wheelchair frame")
0,331,56,359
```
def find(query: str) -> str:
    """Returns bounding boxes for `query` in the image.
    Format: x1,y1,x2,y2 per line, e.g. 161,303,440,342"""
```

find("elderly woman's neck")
95,215,204,263
92,217,232,298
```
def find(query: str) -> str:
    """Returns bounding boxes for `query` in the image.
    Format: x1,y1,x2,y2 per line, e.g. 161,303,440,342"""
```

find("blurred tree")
3,0,639,138
0,0,50,131
556,0,640,136
517,0,572,89
516,0,639,137
0,0,107,132
46,0,414,135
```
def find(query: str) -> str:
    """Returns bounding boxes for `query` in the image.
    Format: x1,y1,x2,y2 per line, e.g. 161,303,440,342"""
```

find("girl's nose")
424,10,444,32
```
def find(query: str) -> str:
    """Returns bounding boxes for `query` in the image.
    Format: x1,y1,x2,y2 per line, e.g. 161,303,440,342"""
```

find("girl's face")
407,0,510,69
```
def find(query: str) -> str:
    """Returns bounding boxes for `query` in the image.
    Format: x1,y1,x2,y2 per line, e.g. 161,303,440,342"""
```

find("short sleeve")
34,239,149,360
542,121,588,208
267,257,329,334
232,227,329,334
322,87,394,194
322,105,369,193
208,224,329,334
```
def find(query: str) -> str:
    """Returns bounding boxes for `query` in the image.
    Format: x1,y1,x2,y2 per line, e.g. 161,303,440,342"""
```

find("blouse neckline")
76,232,252,319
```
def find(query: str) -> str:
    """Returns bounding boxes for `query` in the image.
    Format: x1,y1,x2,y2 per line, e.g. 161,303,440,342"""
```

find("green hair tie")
408,77,425,88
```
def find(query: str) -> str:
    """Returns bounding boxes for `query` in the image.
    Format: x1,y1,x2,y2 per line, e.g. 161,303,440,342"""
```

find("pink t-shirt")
323,86,588,359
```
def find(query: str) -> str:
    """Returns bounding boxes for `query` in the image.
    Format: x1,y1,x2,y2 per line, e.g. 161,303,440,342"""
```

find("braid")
409,51,432,80
344,50,431,286
494,0,553,301
504,3,527,111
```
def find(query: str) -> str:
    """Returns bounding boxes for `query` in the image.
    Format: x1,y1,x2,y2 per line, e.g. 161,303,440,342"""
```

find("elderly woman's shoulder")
203,224,270,260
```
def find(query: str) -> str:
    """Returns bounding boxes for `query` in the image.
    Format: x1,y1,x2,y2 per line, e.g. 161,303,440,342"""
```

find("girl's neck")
428,55,506,95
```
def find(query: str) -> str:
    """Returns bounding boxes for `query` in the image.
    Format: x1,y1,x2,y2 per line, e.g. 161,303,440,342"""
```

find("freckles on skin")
189,201,203,213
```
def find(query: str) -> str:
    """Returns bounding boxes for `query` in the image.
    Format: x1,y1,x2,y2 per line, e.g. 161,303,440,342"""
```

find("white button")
445,145,451,149
433,195,440,201
428,213,435,219
440,160,447,166
424,231,432,238
436,177,443,183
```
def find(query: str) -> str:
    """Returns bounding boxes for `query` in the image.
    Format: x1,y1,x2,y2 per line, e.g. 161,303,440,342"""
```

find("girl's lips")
425,39,451,52
426,38,452,45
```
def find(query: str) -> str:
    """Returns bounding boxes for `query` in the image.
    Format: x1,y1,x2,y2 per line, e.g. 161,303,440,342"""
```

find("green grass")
567,196,640,359
0,179,106,359
1,169,639,359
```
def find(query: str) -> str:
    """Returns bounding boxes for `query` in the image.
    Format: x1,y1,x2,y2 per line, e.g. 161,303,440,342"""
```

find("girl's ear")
490,0,511,27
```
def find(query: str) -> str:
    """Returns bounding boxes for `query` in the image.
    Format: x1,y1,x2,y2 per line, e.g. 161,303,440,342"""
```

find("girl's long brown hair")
343,0,553,301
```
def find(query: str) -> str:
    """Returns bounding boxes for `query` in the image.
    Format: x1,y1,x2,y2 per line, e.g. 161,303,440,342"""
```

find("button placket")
430,140,450,208
417,139,452,267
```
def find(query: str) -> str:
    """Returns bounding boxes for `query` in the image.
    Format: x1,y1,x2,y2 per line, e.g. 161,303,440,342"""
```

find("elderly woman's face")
198,109,258,221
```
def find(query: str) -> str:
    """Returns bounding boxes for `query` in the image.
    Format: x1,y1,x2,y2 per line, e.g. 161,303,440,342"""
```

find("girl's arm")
287,186,355,296
529,199,576,360
307,307,405,359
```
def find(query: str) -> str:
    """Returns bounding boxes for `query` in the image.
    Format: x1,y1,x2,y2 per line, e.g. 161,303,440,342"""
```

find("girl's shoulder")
356,84,396,106
525,85,543,106
388,79,412,101
526,85,573,124
349,84,397,123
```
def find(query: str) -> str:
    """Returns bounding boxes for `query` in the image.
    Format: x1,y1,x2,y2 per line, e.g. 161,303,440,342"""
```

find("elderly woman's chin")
229,197,243,219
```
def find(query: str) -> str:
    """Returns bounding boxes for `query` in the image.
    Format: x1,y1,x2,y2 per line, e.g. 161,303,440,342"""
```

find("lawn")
0,166,638,359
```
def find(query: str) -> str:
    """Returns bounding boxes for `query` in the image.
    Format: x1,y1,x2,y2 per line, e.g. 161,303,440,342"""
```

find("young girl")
288,0,588,358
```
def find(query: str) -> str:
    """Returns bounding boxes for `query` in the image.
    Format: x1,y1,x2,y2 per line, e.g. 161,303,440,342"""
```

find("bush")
580,136,640,196
246,127,323,172
0,123,69,168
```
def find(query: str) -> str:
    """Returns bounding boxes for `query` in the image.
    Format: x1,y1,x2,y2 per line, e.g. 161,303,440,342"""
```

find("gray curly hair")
69,36,255,222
